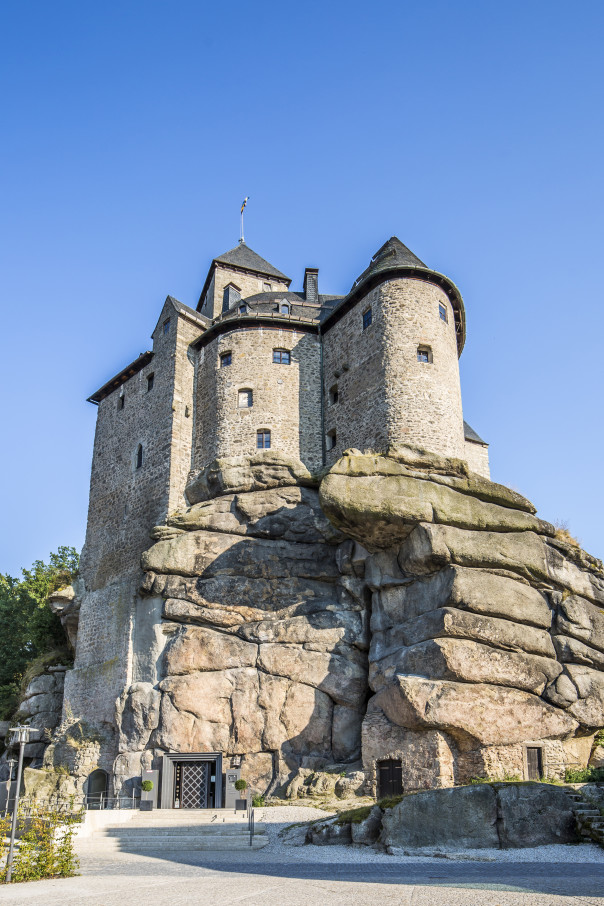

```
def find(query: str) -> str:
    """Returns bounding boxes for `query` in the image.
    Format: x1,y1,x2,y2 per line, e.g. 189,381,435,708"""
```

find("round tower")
321,237,466,462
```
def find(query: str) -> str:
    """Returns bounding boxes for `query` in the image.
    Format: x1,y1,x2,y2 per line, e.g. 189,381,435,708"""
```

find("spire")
351,237,427,291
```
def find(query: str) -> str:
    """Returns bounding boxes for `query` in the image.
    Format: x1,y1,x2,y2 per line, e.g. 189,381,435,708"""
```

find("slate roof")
87,351,154,404
351,237,427,291
463,420,488,445
322,236,466,355
214,243,291,282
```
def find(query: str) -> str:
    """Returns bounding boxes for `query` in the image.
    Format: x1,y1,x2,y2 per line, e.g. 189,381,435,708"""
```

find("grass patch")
565,767,604,783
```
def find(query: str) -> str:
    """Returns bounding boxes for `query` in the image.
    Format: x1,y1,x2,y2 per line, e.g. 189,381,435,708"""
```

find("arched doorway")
86,769,108,809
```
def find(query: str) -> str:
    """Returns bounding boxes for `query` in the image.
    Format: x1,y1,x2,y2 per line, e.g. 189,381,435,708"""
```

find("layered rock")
130,454,368,793
320,447,604,789
107,447,604,799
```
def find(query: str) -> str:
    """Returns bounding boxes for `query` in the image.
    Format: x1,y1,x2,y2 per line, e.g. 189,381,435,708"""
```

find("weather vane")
240,197,249,244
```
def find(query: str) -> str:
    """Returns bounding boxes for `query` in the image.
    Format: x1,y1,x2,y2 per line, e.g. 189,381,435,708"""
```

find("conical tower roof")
351,237,427,290
322,235,466,355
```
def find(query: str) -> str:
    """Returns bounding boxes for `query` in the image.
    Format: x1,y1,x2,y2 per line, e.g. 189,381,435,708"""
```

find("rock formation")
98,447,604,798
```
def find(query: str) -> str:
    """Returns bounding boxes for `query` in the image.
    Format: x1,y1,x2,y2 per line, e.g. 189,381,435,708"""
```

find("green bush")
141,780,154,792
234,778,248,792
0,802,82,883
565,766,604,783
251,795,265,807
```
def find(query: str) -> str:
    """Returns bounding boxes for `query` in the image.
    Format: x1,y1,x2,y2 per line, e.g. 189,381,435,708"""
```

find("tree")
0,546,79,720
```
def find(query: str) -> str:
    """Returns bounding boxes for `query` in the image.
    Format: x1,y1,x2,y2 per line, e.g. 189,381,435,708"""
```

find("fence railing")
247,802,255,846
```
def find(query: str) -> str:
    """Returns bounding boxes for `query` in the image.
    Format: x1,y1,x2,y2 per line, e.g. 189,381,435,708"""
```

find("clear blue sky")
1,0,602,576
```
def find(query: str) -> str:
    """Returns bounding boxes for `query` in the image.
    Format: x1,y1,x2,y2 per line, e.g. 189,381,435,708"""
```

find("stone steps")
78,808,268,852
564,789,604,850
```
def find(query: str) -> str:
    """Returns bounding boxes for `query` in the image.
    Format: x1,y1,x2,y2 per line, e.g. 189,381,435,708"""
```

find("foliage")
553,519,581,549
335,795,403,825
0,801,82,883
0,547,79,720
251,795,265,807
376,794,404,810
565,766,604,783
141,780,154,792
594,729,604,748
234,778,248,792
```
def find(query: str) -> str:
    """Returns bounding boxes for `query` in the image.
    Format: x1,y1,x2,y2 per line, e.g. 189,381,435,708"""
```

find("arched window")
257,429,271,449
280,302,290,315
238,389,253,408
272,349,291,365
136,444,143,469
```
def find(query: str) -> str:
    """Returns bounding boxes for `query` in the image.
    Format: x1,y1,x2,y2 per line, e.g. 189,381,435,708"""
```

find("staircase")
76,809,269,853
565,788,604,848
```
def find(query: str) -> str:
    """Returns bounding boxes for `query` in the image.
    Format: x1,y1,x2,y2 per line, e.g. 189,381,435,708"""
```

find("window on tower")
118,395,125,410
147,373,154,392
326,429,337,451
417,346,433,363
273,349,291,364
257,429,271,449
223,284,241,313
362,307,372,329
263,282,272,292
239,303,247,314
238,388,253,408
280,302,290,315
163,318,171,335
439,302,448,323
220,351,232,367
329,384,339,404
136,444,143,469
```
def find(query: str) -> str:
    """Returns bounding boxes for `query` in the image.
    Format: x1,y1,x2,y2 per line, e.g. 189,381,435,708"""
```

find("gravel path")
258,804,604,863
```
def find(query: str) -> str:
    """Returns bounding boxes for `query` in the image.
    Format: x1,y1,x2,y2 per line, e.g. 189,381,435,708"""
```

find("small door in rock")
526,747,543,780
378,758,403,798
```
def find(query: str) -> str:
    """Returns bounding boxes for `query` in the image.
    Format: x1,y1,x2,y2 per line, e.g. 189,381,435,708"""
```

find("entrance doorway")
526,747,544,780
160,752,223,809
377,758,403,798
86,769,108,809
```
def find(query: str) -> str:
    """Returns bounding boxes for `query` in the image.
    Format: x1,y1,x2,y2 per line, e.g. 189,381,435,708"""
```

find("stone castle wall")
380,279,465,459
193,326,323,472
464,438,490,479
322,278,465,463
64,301,199,741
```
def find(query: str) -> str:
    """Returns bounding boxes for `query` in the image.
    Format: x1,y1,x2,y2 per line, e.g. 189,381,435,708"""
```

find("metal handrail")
247,802,255,846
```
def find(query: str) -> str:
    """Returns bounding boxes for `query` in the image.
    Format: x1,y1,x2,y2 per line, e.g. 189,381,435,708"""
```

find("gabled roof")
464,420,488,445
197,243,291,310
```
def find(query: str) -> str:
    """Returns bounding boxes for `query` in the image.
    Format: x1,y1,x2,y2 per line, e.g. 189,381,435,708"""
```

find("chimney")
303,267,319,304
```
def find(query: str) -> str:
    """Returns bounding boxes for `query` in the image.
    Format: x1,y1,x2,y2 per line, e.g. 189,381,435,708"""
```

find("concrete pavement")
0,852,603,905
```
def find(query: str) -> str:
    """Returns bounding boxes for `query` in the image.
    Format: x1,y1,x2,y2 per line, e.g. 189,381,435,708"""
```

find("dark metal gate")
175,761,210,808
378,759,403,798
526,747,543,781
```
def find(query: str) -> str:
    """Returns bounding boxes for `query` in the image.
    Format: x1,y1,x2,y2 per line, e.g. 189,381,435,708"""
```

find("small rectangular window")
417,346,432,363
327,430,337,451
118,395,125,410
220,352,232,367
329,385,339,404
362,308,372,330
273,349,291,364
163,318,171,335
238,389,253,408
439,302,448,323
147,373,154,392
257,429,271,449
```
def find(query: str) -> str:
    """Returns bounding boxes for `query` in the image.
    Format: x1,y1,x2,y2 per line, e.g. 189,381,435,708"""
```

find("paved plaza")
0,850,603,905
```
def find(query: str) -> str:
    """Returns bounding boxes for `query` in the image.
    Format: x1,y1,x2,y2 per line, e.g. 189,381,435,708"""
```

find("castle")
20,235,604,810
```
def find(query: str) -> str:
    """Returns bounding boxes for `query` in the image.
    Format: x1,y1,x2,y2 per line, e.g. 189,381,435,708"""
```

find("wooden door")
526,747,543,780
378,759,403,798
